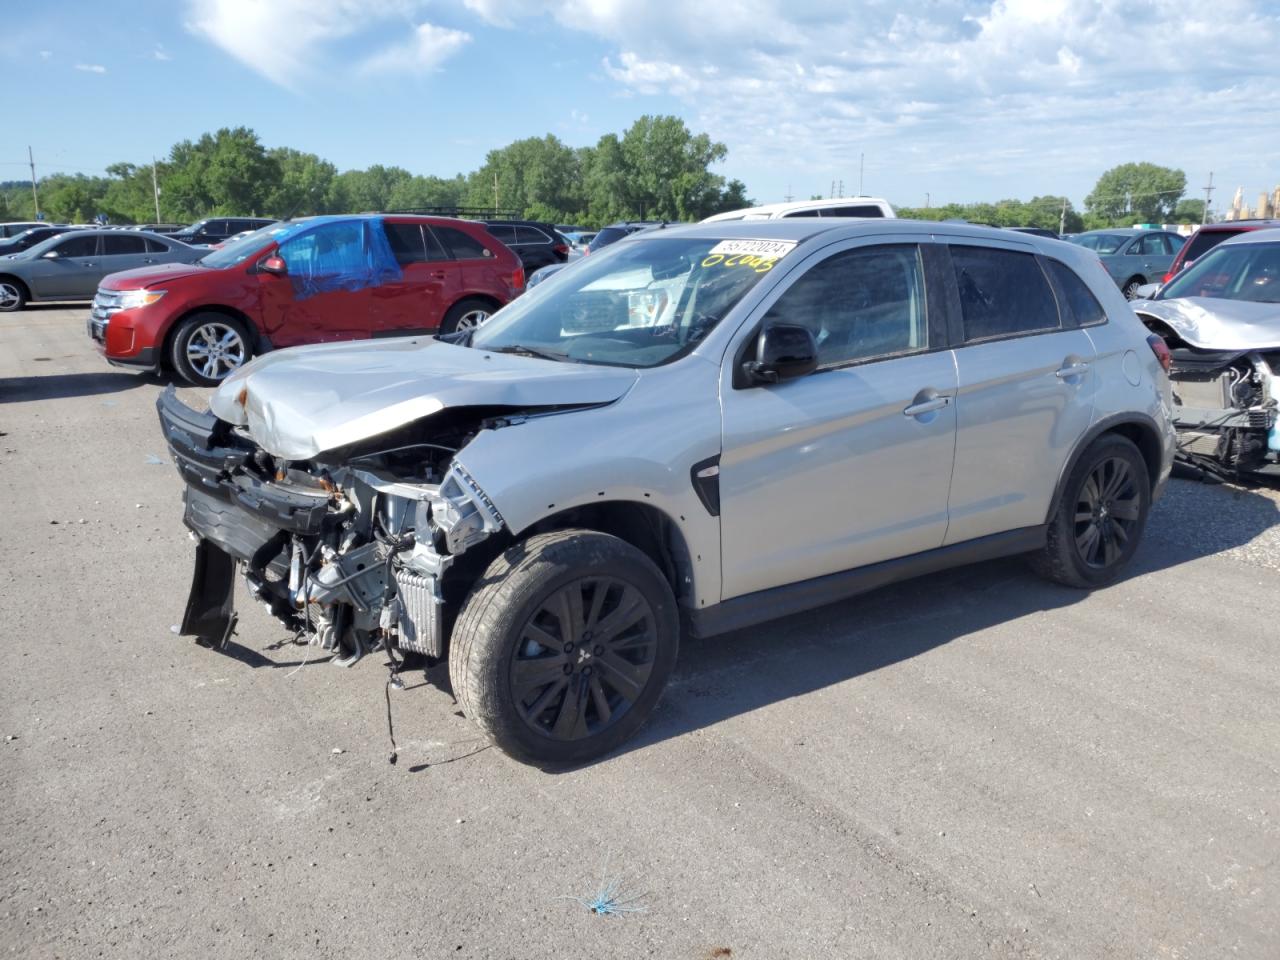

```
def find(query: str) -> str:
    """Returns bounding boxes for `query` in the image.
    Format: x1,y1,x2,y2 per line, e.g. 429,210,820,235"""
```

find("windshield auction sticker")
702,239,797,273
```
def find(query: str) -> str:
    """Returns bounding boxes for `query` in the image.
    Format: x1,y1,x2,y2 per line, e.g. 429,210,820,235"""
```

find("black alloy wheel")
509,577,657,742
1073,455,1141,569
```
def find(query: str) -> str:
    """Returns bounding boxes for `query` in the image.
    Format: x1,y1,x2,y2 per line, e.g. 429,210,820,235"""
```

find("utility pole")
1201,171,1214,224
829,180,835,200
858,153,864,196
493,172,499,213
784,183,793,202
151,158,162,222
925,192,930,209
28,146,40,219
1059,197,1068,236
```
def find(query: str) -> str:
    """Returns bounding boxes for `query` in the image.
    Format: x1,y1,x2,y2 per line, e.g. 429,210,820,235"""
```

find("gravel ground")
2,305,1278,959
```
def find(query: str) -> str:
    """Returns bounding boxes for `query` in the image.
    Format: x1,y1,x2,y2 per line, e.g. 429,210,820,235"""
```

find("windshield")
197,222,292,268
1158,240,1280,303
1070,233,1128,255
469,235,792,367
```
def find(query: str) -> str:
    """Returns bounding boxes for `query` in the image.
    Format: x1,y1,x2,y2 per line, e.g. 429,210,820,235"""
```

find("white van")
702,197,895,223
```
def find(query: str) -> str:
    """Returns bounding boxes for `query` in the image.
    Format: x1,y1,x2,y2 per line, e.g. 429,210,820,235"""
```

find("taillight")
1146,333,1172,373
1161,271,1174,283
553,243,569,256
513,267,525,290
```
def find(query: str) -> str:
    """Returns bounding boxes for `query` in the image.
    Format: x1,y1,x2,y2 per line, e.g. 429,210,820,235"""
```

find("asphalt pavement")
2,305,1278,959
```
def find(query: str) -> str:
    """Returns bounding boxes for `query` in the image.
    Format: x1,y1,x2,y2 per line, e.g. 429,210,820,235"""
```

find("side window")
515,225,549,244
781,209,822,218
486,224,516,243
103,235,148,255
384,222,428,265
435,226,491,260
762,244,928,368
54,234,99,257
144,237,169,253
1167,233,1185,252
1135,233,1166,255
278,220,366,276
950,245,1060,341
422,227,449,261
1047,260,1107,327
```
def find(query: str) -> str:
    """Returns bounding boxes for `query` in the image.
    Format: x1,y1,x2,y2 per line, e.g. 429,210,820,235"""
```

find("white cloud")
185,0,460,87
75,63,107,74
460,0,1280,203
154,45,172,61
360,22,471,74
39,50,52,60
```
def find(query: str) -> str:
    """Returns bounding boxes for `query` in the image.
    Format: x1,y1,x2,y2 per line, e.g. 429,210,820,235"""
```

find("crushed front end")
157,386,504,663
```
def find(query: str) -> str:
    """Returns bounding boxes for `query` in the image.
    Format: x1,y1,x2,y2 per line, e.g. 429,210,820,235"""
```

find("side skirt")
686,525,1047,639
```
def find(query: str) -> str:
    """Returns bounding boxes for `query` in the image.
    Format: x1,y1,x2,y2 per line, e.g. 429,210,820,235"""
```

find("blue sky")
5,0,1279,213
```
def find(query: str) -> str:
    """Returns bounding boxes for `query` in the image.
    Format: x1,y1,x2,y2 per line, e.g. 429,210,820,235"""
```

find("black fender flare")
1045,412,1167,523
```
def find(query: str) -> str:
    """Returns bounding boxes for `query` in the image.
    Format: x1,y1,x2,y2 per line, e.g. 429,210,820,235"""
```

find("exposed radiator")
394,568,443,657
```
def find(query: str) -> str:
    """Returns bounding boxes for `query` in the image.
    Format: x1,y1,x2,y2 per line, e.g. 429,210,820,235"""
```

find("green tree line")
0,116,749,228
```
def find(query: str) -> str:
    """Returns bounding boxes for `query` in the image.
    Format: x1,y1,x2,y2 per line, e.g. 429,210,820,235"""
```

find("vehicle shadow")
603,478,1280,765
0,371,152,403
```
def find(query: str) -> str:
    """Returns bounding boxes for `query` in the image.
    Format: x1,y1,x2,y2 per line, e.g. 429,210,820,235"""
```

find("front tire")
449,530,679,766
0,278,28,312
1032,434,1150,589
170,313,253,386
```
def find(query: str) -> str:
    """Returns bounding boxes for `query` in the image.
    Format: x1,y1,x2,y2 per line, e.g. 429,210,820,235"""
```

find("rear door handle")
903,395,951,418
1055,361,1091,379
430,271,447,280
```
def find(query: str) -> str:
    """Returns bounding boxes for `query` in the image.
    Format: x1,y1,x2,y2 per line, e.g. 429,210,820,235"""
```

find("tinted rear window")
821,205,885,218
950,246,1060,340
587,226,631,251
1185,230,1238,262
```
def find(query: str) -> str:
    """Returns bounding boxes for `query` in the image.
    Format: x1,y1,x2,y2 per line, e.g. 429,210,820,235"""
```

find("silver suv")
158,220,1175,765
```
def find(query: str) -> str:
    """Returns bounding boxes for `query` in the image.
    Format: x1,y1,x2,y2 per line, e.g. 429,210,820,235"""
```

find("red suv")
88,215,524,385
1162,219,1280,283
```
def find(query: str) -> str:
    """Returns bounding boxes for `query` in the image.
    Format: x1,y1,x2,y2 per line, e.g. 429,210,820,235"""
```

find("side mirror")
742,322,818,385
41,249,60,259
259,255,287,276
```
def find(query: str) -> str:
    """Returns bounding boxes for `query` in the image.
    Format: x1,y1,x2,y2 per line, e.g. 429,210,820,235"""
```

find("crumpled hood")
101,262,208,289
1132,296,1280,351
210,337,639,459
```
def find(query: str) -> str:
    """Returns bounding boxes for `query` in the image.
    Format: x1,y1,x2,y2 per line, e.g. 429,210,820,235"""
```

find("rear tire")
0,277,28,312
170,313,253,386
1031,434,1150,589
1122,277,1146,300
439,298,494,335
449,530,679,766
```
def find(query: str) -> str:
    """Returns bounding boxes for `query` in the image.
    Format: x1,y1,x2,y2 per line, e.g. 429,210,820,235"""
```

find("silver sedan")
0,230,205,312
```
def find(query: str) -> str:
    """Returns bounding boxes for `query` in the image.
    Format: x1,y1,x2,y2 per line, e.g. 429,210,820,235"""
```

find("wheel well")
159,305,258,371
450,293,502,314
1100,422,1163,493
0,275,31,299
1124,274,1146,287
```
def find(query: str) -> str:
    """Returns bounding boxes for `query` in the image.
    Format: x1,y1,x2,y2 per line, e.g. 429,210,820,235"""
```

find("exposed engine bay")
1137,313,1279,477
158,386,508,664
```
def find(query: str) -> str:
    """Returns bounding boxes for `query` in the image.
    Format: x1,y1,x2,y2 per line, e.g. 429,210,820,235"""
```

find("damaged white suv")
159,220,1175,765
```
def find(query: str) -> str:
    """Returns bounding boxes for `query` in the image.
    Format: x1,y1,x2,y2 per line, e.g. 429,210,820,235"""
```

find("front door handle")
903,393,952,418
1055,361,1091,379
430,271,447,280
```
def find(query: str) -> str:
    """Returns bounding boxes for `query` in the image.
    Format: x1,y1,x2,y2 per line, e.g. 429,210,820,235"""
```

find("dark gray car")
0,230,205,311
1069,228,1186,299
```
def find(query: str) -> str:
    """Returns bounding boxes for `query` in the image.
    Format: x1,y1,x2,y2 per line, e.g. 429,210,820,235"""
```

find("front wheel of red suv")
170,313,254,386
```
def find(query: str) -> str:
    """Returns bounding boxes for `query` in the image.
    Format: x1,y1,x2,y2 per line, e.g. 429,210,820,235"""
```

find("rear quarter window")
950,245,1061,340
1046,259,1107,327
